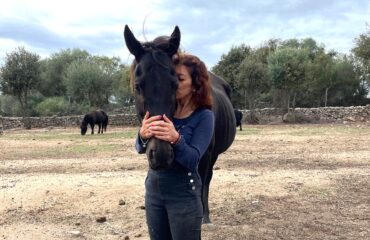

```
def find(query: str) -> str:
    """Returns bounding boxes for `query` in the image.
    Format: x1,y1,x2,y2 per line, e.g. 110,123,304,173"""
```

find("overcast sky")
0,0,369,68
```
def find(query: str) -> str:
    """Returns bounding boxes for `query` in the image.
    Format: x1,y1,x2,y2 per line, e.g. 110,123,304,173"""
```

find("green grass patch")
20,142,124,159
2,129,137,141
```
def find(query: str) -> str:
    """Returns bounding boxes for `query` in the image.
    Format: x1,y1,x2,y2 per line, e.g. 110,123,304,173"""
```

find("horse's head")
124,25,180,169
80,120,88,135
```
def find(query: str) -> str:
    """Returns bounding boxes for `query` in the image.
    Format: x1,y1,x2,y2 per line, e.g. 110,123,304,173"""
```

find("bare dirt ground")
0,124,369,240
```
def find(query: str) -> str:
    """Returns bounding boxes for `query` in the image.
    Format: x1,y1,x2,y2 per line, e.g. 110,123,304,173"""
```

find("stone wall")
240,105,370,124
1,105,369,130
2,114,140,130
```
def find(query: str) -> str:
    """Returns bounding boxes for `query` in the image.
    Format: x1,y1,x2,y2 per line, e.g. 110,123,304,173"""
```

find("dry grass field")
0,124,369,240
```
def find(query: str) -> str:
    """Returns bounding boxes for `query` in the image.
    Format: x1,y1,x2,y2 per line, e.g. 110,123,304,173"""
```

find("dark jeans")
145,167,203,240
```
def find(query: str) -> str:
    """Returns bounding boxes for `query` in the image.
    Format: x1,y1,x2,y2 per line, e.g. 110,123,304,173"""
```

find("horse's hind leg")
90,124,95,134
98,124,102,134
198,147,214,224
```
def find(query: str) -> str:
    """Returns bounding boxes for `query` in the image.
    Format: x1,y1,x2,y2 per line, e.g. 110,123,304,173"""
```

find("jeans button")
190,179,194,183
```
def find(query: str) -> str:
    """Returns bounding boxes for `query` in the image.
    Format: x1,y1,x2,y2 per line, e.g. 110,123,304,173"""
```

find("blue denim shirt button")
188,172,192,176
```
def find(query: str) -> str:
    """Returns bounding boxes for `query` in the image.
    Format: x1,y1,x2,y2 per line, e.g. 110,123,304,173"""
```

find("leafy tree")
0,47,41,121
111,65,133,106
353,28,370,60
88,55,133,109
267,47,309,112
92,55,121,75
329,55,366,106
64,59,113,108
352,26,370,86
306,51,336,107
91,56,131,107
351,55,370,105
237,51,269,123
300,38,325,60
212,44,251,105
38,49,90,97
281,39,300,49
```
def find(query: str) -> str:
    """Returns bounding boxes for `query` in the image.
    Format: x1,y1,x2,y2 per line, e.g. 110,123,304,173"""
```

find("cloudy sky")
0,0,369,68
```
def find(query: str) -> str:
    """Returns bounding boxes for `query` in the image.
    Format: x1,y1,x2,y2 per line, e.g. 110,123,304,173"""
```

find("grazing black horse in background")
80,110,108,135
124,25,236,223
234,109,243,131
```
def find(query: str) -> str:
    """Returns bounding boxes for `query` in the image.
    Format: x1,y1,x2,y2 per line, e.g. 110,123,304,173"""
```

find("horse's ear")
124,25,145,61
167,26,181,57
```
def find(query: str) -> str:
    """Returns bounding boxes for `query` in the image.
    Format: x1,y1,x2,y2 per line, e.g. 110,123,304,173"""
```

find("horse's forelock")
152,51,173,69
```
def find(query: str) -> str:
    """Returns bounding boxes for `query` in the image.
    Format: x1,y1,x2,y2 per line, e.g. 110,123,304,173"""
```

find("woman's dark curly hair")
173,53,213,110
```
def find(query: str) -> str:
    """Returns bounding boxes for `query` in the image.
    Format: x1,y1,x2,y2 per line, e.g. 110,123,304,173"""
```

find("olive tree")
0,47,41,122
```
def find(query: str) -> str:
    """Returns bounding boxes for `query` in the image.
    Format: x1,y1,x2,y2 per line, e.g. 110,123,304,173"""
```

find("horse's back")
85,110,108,123
209,72,236,155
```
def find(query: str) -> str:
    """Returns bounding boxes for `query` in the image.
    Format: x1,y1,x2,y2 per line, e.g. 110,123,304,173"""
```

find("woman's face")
175,65,193,101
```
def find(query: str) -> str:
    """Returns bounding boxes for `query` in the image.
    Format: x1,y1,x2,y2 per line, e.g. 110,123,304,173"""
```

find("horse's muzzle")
146,138,174,170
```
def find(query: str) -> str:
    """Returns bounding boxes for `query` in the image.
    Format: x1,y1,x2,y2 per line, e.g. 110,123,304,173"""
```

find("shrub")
35,97,70,116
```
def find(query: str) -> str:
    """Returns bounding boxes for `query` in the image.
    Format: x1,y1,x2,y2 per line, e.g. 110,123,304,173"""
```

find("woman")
135,53,215,240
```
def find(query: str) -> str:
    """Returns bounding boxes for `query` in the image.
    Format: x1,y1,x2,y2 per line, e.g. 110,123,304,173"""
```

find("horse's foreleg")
98,124,102,134
91,124,95,134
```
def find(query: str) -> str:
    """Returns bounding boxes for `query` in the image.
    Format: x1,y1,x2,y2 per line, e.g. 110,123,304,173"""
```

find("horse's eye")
135,83,141,94
135,80,145,94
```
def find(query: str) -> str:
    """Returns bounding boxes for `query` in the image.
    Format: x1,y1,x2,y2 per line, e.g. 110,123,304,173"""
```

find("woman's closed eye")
177,73,186,81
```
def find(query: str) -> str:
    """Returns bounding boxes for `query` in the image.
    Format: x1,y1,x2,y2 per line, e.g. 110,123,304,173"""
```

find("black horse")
124,25,236,223
234,109,243,131
80,110,108,135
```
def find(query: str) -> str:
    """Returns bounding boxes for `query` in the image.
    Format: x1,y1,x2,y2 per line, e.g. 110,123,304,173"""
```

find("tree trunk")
244,89,247,110
292,92,297,110
324,88,328,107
247,93,259,124
18,94,31,129
285,90,290,114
